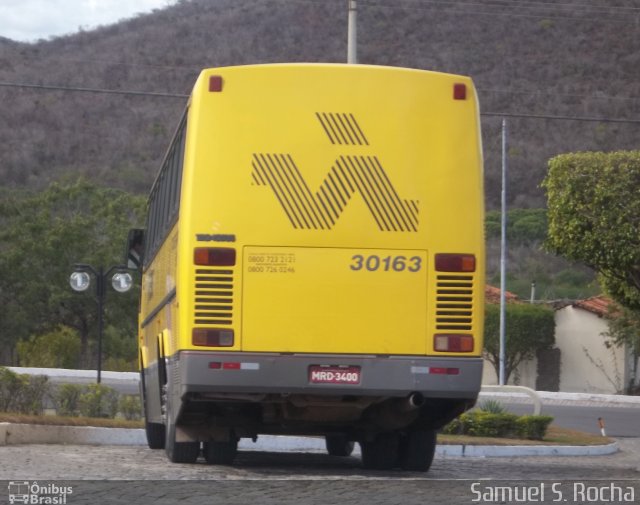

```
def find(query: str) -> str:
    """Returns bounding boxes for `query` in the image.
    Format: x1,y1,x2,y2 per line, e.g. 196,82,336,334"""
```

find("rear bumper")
177,351,483,399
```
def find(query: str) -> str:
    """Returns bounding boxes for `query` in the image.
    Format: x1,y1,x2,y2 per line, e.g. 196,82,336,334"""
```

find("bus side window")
126,229,145,270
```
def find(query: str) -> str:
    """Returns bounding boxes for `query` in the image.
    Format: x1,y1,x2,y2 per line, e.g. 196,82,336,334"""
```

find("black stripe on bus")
141,288,177,329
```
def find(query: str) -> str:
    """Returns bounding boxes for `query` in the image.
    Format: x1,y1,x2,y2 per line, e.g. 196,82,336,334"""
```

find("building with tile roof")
481,292,637,394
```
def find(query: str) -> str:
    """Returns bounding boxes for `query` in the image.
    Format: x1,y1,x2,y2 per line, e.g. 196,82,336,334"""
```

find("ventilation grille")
172,358,180,386
194,268,233,326
436,275,473,331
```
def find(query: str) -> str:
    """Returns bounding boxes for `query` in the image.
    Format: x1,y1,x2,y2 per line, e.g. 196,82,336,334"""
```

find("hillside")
0,0,639,208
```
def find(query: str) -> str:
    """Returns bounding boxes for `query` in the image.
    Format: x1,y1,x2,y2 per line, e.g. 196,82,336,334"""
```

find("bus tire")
325,434,355,457
145,421,165,450
203,439,238,465
361,432,398,470
164,400,199,463
398,429,437,472
140,367,166,449
165,423,200,464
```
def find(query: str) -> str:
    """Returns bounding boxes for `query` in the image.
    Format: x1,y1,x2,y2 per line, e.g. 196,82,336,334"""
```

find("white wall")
555,306,627,394
481,355,537,389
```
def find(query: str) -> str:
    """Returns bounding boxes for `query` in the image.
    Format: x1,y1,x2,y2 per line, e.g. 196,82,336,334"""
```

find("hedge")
442,411,554,440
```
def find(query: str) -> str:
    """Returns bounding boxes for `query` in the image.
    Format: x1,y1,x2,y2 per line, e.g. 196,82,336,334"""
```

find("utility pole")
347,0,357,64
499,118,508,386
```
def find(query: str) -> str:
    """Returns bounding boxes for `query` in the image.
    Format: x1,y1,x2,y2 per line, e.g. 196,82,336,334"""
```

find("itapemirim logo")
8,481,73,504
251,113,419,232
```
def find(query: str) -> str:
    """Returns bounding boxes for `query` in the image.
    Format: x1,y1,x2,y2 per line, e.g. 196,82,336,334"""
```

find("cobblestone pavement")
1,439,639,504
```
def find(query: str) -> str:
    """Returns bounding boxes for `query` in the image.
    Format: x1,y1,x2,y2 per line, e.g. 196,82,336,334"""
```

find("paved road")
503,402,640,437
1,440,639,505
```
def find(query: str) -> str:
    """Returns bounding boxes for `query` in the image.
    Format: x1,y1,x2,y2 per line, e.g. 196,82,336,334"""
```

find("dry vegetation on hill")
0,0,638,208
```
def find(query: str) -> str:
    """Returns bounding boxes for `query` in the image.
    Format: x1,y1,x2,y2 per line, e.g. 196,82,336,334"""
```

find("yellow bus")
131,63,484,471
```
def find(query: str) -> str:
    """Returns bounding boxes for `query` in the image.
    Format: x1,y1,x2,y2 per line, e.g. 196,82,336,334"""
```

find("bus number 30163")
350,255,422,272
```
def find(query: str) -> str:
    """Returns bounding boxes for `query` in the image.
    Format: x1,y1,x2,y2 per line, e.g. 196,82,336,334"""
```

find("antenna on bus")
347,0,357,64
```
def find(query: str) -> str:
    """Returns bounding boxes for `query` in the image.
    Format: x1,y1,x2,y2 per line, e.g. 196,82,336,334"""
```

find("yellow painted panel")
142,64,485,360
242,246,428,354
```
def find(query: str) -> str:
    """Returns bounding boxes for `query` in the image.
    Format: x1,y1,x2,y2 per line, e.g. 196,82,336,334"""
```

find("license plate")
309,365,361,385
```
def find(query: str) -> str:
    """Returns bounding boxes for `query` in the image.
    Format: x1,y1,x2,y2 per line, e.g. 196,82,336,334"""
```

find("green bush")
466,412,519,438
0,367,24,412
516,415,554,440
19,375,50,416
478,399,507,414
0,367,50,415
55,384,84,417
79,384,119,418
442,411,553,440
118,395,142,421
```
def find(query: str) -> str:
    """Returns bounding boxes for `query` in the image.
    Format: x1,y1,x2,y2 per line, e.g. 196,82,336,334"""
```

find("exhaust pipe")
408,392,425,409
399,392,425,412
364,393,425,430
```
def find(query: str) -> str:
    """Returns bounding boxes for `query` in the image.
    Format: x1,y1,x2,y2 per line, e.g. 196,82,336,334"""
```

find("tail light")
435,253,475,272
434,334,474,353
209,75,223,92
194,247,236,266
453,83,467,100
193,329,234,347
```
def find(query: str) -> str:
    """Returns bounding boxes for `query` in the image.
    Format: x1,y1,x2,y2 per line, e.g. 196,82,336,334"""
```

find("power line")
359,0,640,24
481,111,640,124
0,81,188,99
478,87,640,103
1,80,638,124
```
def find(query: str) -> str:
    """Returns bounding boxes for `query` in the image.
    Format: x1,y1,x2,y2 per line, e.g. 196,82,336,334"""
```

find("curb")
0,423,619,458
437,441,619,458
0,423,145,446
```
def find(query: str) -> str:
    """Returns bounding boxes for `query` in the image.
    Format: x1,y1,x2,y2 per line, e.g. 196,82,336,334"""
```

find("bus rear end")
165,64,484,470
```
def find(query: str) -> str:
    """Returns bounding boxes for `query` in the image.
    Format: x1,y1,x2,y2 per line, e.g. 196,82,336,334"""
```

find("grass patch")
0,415,611,446
0,412,143,429
439,424,611,446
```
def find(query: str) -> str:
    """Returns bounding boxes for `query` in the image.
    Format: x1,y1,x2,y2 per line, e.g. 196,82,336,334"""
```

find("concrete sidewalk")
479,390,640,408
0,422,619,458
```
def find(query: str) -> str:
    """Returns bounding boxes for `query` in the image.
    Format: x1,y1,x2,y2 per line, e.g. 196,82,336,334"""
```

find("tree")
0,179,146,367
17,325,82,369
485,208,548,245
483,303,555,384
602,304,640,394
542,151,640,311
543,151,640,390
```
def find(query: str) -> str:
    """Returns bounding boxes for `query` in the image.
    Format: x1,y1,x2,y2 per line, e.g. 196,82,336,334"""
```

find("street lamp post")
69,264,133,383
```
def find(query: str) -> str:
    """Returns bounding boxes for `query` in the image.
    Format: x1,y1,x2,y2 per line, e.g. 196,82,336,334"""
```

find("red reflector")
434,334,474,353
453,83,467,100
192,329,234,347
194,247,236,266
209,75,223,92
223,362,241,370
208,362,222,369
429,367,460,375
435,253,476,272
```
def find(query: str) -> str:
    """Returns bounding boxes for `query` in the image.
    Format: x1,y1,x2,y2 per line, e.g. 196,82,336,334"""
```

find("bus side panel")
139,224,179,422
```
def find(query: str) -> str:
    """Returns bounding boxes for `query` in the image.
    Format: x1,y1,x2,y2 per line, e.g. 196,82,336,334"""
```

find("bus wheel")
165,411,200,464
165,426,200,463
325,434,355,457
141,369,165,449
361,432,398,470
203,439,238,465
145,421,165,450
398,429,437,472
